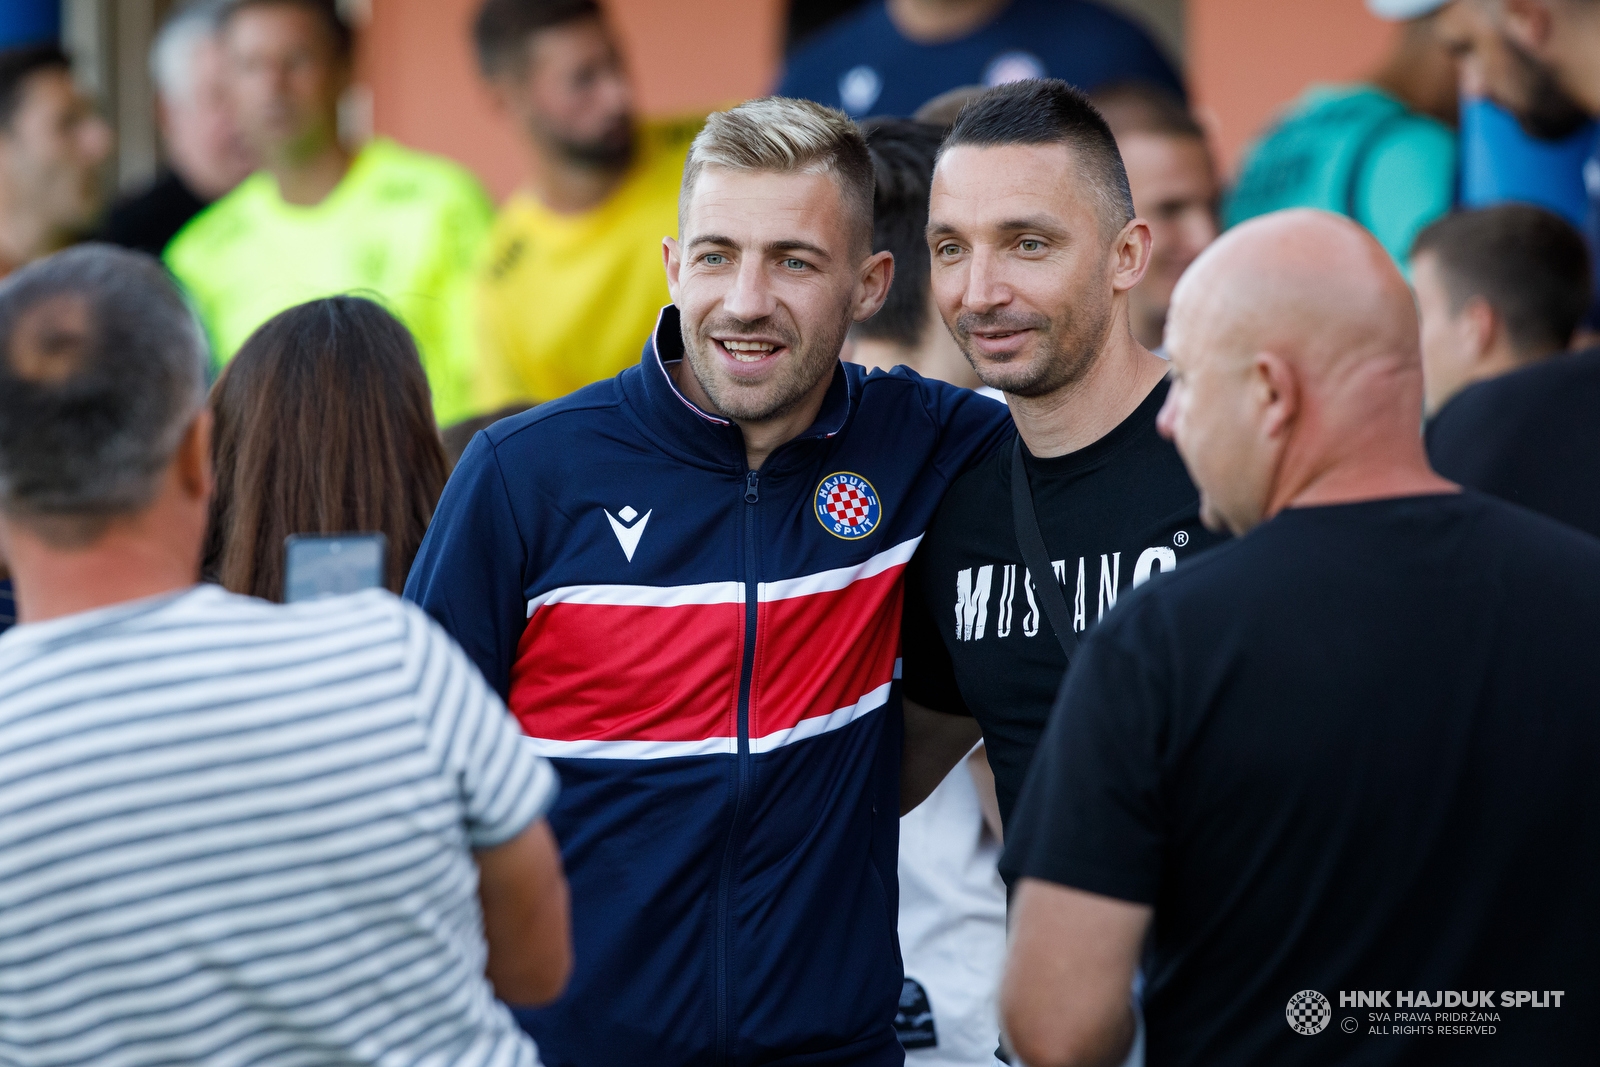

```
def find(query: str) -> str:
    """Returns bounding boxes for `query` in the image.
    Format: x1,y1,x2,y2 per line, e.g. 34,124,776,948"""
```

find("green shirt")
1224,84,1457,265
165,137,494,423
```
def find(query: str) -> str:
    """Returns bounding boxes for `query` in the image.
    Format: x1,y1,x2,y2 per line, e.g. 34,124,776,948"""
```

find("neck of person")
1126,290,1168,352
887,0,1010,44
1368,32,1455,126
1007,309,1170,459
0,194,68,278
1274,377,1458,518
1,509,201,626
267,126,353,207
524,138,630,215
668,359,835,472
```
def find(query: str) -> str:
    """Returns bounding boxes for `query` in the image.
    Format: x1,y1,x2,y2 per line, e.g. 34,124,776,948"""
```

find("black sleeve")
1002,628,1167,905
899,548,972,717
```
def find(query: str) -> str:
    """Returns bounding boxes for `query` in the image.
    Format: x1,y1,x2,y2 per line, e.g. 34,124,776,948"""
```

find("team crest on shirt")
815,472,880,539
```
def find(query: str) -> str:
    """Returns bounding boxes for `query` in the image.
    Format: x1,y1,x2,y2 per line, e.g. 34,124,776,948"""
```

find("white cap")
1365,0,1451,20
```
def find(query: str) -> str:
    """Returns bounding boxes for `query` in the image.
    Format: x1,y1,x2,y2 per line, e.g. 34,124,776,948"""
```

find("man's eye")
1019,239,1042,252
782,258,807,270
938,244,961,257
703,253,727,265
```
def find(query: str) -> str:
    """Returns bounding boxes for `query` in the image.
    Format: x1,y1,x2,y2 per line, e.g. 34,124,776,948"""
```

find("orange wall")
363,0,1401,200
361,0,784,202
1188,0,1399,175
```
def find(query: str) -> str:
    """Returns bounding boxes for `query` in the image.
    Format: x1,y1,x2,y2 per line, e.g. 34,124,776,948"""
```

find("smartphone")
283,533,388,604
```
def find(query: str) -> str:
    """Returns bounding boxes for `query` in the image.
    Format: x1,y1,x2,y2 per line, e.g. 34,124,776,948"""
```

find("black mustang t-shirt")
900,379,1223,838
1006,493,1600,1065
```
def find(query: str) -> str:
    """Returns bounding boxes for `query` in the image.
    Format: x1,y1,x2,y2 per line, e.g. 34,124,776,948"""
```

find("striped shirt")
0,577,15,636
0,585,557,1067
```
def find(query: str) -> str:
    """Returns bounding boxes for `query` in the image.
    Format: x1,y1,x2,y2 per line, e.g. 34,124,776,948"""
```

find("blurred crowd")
3,0,1600,1066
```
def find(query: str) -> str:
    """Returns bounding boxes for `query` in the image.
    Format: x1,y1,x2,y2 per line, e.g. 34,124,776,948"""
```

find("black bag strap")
1010,435,1077,659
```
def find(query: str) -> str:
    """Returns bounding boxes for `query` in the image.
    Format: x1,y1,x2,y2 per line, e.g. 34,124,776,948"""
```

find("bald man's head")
1156,209,1430,534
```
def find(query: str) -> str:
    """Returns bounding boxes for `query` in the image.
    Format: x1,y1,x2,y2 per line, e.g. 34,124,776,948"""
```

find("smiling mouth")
715,338,785,363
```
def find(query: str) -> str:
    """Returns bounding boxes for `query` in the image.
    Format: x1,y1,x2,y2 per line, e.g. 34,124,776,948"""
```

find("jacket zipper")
715,467,761,1064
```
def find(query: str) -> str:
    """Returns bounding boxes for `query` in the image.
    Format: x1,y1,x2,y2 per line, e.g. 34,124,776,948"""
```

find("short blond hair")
680,96,876,255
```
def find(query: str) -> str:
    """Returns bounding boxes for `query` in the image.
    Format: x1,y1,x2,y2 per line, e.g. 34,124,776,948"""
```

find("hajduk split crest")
815,472,881,540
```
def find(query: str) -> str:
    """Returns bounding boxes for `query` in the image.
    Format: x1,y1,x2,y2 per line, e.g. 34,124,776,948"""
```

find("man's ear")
853,249,894,323
1254,351,1300,442
1111,218,1154,294
663,236,682,303
1459,296,1499,363
175,408,214,504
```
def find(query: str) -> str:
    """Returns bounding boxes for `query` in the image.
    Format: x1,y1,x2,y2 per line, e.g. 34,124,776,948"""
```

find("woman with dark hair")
205,295,449,601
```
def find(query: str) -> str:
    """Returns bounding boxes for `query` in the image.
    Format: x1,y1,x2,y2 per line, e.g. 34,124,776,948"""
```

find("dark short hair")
1088,80,1204,142
942,78,1135,236
221,0,353,61
1410,203,1592,358
473,0,601,78
0,44,72,131
0,245,207,545
204,296,449,601
856,117,944,348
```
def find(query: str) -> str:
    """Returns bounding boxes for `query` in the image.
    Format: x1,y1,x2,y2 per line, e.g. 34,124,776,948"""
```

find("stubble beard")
1503,34,1592,140
952,292,1115,399
680,311,850,423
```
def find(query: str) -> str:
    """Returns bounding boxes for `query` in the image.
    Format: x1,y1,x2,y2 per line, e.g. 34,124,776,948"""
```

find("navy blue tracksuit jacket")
406,306,1011,1067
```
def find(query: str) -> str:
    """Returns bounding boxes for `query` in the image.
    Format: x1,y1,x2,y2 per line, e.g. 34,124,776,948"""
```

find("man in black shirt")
103,1,254,256
1001,209,1600,1067
899,79,1222,832
1410,203,1600,537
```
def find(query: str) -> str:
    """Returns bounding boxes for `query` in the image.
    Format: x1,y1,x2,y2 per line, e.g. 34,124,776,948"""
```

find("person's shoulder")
857,363,1008,417
1433,349,1600,434
1480,347,1600,401
479,373,631,451
357,138,493,210
779,1,893,85
1459,488,1600,560
1368,101,1456,162
163,173,267,265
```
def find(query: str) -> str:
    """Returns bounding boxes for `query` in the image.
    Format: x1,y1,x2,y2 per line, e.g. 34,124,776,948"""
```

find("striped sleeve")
406,602,559,849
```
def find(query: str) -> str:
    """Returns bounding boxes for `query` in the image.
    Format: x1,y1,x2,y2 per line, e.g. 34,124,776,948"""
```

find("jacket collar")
624,305,856,473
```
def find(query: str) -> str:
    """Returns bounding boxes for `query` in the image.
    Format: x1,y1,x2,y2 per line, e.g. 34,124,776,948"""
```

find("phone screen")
283,533,388,604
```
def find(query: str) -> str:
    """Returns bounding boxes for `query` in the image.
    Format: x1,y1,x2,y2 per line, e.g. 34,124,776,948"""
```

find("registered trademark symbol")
1173,530,1189,547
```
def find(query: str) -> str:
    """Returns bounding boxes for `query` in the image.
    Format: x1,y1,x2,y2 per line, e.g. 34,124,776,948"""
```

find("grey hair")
680,96,876,255
0,245,209,545
149,0,228,103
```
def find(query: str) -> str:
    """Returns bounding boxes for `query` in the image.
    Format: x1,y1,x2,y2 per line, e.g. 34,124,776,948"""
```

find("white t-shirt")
0,585,555,1067
897,755,1007,1066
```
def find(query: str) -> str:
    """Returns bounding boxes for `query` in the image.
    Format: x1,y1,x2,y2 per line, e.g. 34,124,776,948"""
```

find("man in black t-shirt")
1409,204,1600,538
1000,209,1600,1067
898,79,1223,833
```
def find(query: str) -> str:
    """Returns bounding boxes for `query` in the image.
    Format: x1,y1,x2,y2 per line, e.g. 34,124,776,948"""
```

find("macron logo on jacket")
405,305,1012,1067
603,505,651,561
